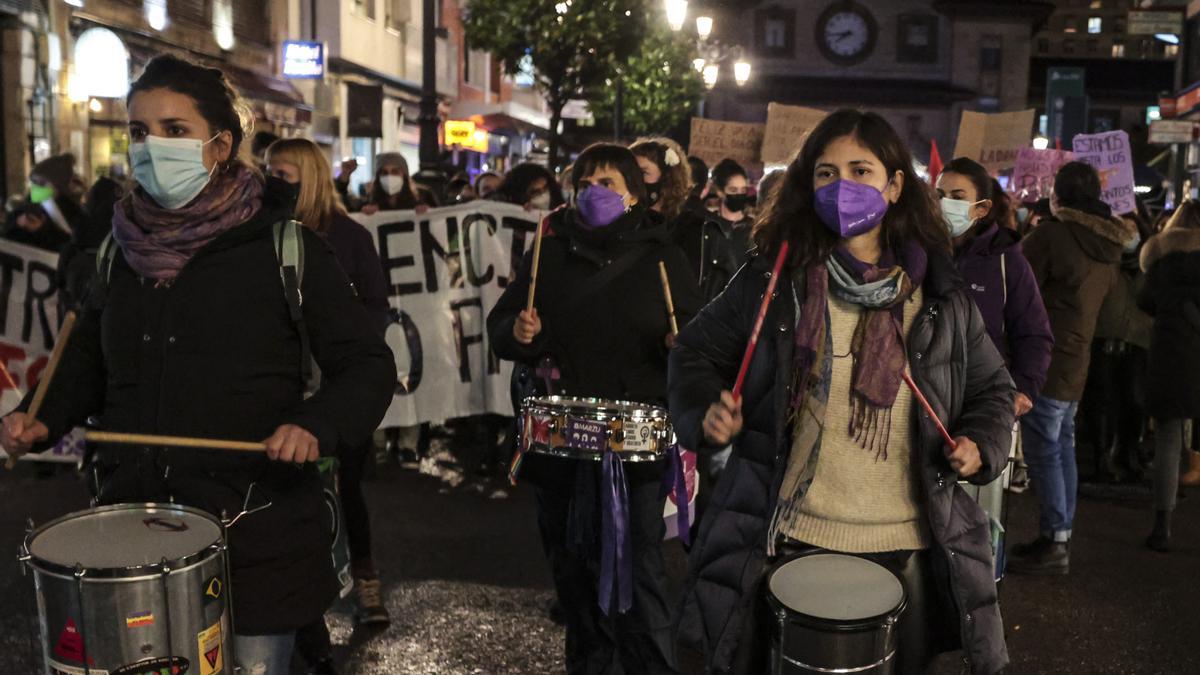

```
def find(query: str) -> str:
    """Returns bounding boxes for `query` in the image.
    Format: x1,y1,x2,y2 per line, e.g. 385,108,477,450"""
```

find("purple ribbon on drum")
599,447,633,616
661,444,691,547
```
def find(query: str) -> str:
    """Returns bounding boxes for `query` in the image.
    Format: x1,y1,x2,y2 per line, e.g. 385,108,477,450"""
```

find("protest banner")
0,240,77,463
1071,130,1136,215
953,109,1037,174
760,103,827,166
1009,147,1075,203
353,201,542,427
688,117,765,169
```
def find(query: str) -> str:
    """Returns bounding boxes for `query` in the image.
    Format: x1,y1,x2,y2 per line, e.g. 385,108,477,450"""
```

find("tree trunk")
548,101,565,171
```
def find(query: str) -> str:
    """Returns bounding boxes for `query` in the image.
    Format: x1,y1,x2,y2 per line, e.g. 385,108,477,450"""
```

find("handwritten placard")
1071,130,1136,215
688,118,765,168
1009,148,1075,203
761,103,828,166
953,109,1036,174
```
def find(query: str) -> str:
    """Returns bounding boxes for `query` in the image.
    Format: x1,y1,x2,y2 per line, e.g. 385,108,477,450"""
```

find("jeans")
1021,396,1080,542
233,632,296,674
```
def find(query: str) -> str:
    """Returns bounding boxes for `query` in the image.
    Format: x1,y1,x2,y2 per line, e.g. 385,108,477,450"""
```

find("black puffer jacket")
22,177,397,634
1139,227,1200,420
671,208,748,302
668,250,1015,674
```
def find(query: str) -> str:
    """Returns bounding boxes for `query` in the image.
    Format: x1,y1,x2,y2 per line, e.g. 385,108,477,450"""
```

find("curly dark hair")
753,109,950,266
630,136,692,220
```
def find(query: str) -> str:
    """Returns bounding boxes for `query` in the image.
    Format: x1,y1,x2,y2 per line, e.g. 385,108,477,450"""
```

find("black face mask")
645,181,661,207
723,193,750,213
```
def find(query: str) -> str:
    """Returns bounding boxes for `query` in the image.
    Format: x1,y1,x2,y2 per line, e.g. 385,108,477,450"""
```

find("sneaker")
1008,537,1069,575
355,577,391,625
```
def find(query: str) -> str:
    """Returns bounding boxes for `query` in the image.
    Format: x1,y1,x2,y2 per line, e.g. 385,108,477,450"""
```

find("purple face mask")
813,179,890,238
576,184,629,229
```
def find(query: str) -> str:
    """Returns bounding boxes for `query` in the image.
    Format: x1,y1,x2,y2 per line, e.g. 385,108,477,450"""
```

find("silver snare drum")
766,552,906,674
21,503,231,675
520,396,672,462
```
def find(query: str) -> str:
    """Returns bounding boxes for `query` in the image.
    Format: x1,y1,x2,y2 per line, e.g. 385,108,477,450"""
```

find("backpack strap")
96,233,117,285
274,219,311,381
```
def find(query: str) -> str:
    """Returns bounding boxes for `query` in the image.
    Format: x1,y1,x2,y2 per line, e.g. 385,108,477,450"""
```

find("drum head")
29,504,222,571
768,553,904,622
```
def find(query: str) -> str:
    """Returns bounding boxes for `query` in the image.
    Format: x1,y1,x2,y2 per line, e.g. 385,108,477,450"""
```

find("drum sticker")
143,517,189,532
125,610,155,628
531,413,552,445
53,618,95,665
111,656,190,674
622,421,655,453
48,659,108,675
565,416,606,453
197,621,223,675
203,576,223,605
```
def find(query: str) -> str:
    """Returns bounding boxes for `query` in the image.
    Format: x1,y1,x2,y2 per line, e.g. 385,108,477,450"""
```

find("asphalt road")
2,447,1198,674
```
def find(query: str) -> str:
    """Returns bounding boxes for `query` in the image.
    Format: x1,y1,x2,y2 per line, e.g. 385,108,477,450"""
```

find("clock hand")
830,30,854,42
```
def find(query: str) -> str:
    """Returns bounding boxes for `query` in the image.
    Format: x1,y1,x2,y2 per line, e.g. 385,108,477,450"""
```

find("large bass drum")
21,503,231,675
766,552,906,674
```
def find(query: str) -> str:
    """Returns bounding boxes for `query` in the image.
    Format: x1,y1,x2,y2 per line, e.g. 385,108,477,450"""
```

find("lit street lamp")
696,15,713,40
667,4,750,117
665,0,689,32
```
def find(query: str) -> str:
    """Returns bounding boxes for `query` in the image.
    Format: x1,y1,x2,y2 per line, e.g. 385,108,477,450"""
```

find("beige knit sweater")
781,288,931,553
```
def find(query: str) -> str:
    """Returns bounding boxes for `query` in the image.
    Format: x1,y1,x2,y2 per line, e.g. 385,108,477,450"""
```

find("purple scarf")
113,164,264,281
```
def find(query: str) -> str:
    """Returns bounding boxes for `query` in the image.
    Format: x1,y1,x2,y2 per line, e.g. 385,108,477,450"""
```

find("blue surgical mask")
940,197,982,237
1016,206,1030,224
130,134,220,209
1123,232,1141,253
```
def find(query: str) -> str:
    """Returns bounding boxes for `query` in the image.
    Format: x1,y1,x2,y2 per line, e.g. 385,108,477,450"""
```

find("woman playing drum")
488,142,702,674
0,55,395,672
668,110,1015,674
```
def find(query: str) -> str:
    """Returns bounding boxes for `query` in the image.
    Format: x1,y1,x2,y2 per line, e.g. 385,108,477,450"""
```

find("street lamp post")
667,3,750,118
416,0,445,200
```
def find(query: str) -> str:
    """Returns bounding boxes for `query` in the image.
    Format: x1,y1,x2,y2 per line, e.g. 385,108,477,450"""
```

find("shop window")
897,14,938,63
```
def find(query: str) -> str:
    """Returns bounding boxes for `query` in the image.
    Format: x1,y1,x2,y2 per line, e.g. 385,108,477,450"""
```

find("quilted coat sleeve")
668,261,757,454
954,296,1017,485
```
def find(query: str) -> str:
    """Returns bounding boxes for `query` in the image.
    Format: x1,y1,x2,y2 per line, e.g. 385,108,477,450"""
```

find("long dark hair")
127,54,249,163
753,109,950,266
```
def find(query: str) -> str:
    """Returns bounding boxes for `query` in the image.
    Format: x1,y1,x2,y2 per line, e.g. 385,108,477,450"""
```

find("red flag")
1055,137,1062,151
928,138,943,185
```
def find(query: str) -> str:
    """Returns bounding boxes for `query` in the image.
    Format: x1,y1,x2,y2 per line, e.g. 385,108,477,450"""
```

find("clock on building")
816,2,877,65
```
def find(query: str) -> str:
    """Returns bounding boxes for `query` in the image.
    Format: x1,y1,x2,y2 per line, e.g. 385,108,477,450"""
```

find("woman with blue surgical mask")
487,143,703,674
670,112,1016,674
0,54,396,674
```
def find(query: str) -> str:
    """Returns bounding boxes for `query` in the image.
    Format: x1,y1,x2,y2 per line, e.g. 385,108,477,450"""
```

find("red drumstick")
732,242,790,400
901,371,958,451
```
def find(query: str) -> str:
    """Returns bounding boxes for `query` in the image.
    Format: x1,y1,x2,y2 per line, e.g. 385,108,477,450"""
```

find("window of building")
465,48,488,87
386,0,410,29
1112,40,1125,58
1064,18,1077,34
1086,39,1099,54
354,0,376,21
1063,39,1076,54
1090,0,1103,8
980,35,1002,70
1167,43,1181,58
1114,19,1126,33
897,14,939,63
754,8,795,57
765,20,786,48
1088,17,1101,34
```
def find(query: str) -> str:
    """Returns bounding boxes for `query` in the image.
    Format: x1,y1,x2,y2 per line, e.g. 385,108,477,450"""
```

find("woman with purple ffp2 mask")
487,143,703,674
668,110,1016,675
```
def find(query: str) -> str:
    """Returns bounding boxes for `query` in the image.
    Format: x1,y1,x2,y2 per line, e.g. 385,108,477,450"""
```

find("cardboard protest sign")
1071,131,1136,215
1009,147,1075,202
688,118,765,168
953,109,1036,174
761,103,828,166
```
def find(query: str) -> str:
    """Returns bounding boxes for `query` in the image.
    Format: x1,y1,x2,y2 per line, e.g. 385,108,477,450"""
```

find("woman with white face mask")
360,152,427,215
0,54,396,674
937,157,1053,423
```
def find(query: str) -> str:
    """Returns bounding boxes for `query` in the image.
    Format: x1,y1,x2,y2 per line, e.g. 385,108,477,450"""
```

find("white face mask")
129,134,220,210
379,174,407,196
940,197,984,237
529,192,552,210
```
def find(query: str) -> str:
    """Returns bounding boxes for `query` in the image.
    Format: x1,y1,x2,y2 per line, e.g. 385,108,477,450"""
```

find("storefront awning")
450,101,551,135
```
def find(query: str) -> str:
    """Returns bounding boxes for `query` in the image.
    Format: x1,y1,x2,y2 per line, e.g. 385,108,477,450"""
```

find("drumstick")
84,431,267,452
901,371,958,451
525,216,548,312
0,359,20,396
5,311,76,469
658,262,679,336
731,242,790,400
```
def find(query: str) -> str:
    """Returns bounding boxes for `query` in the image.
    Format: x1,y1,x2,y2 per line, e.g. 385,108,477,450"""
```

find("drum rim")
23,502,225,579
765,551,907,632
522,395,669,418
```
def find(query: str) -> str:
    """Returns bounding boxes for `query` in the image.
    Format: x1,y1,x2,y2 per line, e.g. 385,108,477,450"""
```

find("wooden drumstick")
84,431,267,453
658,262,679,336
0,359,20,396
732,243,789,400
5,311,76,469
526,217,547,312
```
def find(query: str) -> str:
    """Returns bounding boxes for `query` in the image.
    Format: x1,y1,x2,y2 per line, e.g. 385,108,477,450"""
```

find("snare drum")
520,396,672,462
21,503,231,675
766,552,906,674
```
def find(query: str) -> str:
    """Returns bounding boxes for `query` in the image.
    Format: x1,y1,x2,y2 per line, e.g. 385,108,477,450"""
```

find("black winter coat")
488,206,704,484
324,210,390,336
1138,227,1200,419
668,250,1015,674
671,209,748,302
23,178,397,634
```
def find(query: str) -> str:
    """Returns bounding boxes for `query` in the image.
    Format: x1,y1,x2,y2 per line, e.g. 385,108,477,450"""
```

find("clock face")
816,4,876,64
823,12,870,57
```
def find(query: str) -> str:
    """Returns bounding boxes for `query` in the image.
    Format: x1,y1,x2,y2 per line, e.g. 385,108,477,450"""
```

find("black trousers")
535,464,677,675
340,438,374,571
712,544,943,675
